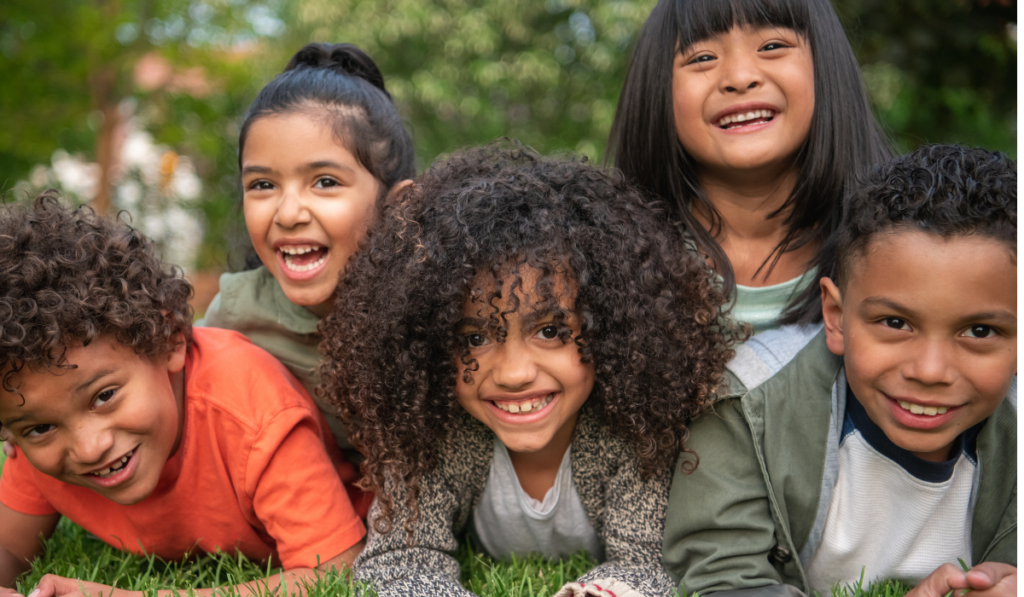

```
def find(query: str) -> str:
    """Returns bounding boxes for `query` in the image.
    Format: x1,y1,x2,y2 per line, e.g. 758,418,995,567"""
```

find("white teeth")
93,450,133,478
280,245,321,255
717,109,775,127
494,393,554,414
897,401,949,416
282,251,328,272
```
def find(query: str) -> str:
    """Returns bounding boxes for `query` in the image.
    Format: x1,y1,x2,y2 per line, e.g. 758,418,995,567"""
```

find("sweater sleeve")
570,456,676,597
353,419,492,597
662,398,788,595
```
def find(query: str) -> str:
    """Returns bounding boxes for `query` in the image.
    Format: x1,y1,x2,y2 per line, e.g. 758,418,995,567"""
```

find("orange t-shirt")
0,328,365,569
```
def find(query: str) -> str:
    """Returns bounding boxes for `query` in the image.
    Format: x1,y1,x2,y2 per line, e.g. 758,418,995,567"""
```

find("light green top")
729,269,816,335
199,267,353,449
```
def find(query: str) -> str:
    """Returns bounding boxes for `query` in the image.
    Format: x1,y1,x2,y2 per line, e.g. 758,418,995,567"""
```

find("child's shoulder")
185,327,317,426
729,325,831,399
203,267,317,335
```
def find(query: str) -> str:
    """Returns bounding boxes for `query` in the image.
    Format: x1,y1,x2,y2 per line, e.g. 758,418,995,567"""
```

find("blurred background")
0,0,1016,313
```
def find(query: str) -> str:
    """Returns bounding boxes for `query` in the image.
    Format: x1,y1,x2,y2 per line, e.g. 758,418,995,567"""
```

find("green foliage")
0,0,1016,268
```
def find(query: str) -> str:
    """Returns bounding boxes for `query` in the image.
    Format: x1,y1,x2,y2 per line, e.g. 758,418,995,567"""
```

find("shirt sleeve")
572,445,677,597
245,406,366,569
662,398,786,594
0,448,59,516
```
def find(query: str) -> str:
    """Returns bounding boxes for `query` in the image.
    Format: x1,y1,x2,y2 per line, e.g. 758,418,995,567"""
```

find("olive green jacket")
663,331,1017,597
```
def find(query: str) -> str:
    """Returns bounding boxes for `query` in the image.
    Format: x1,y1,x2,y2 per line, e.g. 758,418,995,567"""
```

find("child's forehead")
464,264,578,308
846,230,1016,314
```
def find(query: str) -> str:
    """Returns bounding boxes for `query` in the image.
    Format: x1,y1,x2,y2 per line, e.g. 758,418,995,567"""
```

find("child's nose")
492,343,539,390
273,189,313,229
720,55,763,93
903,340,958,386
67,424,115,466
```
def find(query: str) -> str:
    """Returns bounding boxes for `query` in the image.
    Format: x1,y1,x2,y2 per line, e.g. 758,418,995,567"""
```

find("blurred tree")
0,0,280,215
0,0,1016,273
839,0,1016,155
278,0,658,166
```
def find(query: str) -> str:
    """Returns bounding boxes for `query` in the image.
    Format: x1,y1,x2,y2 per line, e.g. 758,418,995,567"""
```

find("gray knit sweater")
353,407,677,597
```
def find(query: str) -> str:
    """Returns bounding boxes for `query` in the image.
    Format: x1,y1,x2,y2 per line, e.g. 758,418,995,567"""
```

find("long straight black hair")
608,0,892,324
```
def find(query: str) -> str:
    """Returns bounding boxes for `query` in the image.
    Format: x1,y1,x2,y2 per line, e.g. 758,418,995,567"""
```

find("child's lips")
486,392,559,423
85,446,140,488
885,394,960,430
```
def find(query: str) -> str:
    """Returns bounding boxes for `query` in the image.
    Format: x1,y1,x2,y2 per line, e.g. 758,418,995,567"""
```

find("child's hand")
909,563,1017,597
554,578,645,597
27,575,136,597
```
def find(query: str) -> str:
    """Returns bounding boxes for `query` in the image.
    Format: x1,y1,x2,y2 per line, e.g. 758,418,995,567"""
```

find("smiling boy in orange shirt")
0,194,365,597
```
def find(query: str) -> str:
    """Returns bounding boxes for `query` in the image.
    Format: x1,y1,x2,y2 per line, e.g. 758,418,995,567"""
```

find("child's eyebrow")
74,369,116,394
304,160,356,174
456,317,490,330
241,165,275,175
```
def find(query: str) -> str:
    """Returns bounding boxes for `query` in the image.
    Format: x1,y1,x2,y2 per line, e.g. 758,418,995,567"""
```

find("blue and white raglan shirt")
805,391,981,593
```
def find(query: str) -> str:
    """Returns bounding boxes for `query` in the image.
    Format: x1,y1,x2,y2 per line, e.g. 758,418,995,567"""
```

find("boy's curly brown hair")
319,144,741,533
0,192,193,391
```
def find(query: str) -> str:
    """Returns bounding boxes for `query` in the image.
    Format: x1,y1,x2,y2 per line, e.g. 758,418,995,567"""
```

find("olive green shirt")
200,267,353,449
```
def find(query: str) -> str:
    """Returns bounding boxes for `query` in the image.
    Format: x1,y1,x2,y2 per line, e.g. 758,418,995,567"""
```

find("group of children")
0,1,1015,597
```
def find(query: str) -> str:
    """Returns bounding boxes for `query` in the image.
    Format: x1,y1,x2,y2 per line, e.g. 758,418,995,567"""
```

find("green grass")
10,522,915,597
0,456,911,597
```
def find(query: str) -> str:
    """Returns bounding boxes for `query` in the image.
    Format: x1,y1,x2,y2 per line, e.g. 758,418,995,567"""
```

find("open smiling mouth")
492,393,555,414
896,400,950,416
280,245,328,273
89,448,134,478
717,109,775,129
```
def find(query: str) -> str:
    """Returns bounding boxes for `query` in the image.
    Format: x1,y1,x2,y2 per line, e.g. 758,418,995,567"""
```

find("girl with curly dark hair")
320,144,742,597
201,42,415,517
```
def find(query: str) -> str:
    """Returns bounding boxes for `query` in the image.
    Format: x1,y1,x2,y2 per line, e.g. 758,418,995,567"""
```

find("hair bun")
285,42,390,98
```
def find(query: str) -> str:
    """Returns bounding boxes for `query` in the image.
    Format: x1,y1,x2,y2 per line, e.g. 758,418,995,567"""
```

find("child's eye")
882,317,909,330
962,325,995,339
759,41,789,52
536,325,560,340
466,333,489,348
25,424,55,438
93,389,116,407
314,177,340,189
247,180,275,192
686,54,715,66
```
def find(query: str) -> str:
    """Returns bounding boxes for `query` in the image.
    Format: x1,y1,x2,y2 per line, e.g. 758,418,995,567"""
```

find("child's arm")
0,502,60,588
24,545,364,597
660,397,794,596
354,423,491,597
553,427,677,597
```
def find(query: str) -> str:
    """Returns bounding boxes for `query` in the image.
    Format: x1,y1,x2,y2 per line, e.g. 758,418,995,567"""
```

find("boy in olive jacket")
664,145,1016,597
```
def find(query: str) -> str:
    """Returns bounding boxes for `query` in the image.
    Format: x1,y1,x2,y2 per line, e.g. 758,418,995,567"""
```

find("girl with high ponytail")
202,43,416,518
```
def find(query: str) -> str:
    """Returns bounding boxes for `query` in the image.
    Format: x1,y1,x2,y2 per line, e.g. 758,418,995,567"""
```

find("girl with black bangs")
319,144,741,597
609,0,891,336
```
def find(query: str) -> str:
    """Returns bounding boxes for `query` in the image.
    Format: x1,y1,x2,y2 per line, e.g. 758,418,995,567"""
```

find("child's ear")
384,179,414,205
820,277,845,357
164,333,188,374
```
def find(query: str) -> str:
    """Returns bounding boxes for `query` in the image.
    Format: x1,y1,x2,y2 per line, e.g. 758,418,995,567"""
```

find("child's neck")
507,412,578,502
694,164,817,287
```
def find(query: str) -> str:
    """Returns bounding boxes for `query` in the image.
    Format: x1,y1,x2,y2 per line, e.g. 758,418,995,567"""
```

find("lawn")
1,455,912,597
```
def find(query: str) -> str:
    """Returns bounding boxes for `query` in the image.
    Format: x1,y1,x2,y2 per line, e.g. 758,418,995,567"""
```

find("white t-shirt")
472,438,602,561
805,392,978,594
